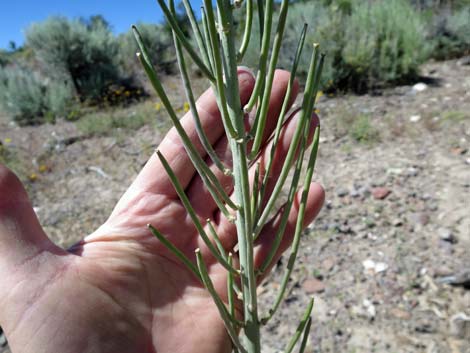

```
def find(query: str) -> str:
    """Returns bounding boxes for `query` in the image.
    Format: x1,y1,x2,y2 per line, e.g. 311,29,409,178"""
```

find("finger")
253,182,325,274
131,68,255,197
0,165,61,276
186,70,299,219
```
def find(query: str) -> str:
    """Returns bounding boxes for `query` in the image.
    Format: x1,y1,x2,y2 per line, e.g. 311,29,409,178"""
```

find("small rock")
406,167,419,177
436,269,470,288
438,228,457,243
450,313,470,339
432,266,453,278
336,188,349,197
390,307,411,320
362,259,388,274
371,177,388,187
362,299,376,319
458,56,470,66
372,187,391,200
302,278,326,294
450,147,467,155
410,115,422,122
392,218,403,227
412,82,428,92
387,167,403,175
321,257,335,272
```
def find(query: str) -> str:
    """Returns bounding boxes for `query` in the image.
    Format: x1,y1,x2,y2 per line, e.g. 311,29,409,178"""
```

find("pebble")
302,278,326,294
372,187,391,200
321,257,335,272
450,313,470,339
371,177,388,187
412,82,428,92
392,218,403,227
438,228,457,243
410,115,422,122
389,307,411,320
362,259,389,274
336,188,349,197
406,167,419,177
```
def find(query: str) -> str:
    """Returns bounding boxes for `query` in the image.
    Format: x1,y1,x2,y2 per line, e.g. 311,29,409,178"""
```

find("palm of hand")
0,70,324,353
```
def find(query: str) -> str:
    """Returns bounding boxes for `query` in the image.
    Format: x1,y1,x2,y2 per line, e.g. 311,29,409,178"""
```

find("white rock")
362,259,388,274
410,115,421,122
362,299,376,318
412,83,428,92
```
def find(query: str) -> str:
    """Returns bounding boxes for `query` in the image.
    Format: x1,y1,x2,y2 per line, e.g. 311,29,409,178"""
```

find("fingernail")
237,66,255,79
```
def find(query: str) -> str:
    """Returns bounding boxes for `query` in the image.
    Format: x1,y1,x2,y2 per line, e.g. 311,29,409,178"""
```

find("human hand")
0,68,324,353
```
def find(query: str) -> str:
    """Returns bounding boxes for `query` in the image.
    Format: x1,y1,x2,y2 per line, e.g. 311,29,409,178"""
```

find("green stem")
170,0,229,175
256,23,308,215
155,0,215,81
216,0,260,350
262,127,320,324
244,0,274,113
297,317,312,353
257,119,311,275
249,0,290,159
196,250,247,353
227,253,236,320
181,0,211,69
207,219,228,260
201,7,216,72
157,151,238,276
284,297,314,353
237,0,253,61
147,224,201,282
202,0,238,139
133,26,237,213
254,44,323,236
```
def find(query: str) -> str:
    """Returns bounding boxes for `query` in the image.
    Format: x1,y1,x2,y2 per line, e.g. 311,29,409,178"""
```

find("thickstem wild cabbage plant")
132,0,323,352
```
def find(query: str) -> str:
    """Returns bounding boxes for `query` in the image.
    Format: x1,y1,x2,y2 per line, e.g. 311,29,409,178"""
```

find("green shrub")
341,0,429,90
45,80,76,121
428,6,470,59
75,101,160,136
0,65,77,125
25,16,123,102
0,65,47,125
244,0,429,92
350,114,380,143
118,23,176,76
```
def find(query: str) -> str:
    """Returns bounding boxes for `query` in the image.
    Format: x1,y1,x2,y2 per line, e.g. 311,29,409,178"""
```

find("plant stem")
284,297,314,353
157,151,238,275
262,127,320,323
170,0,229,175
155,0,215,81
196,249,247,353
216,0,260,350
237,0,253,61
244,0,274,113
249,0,290,159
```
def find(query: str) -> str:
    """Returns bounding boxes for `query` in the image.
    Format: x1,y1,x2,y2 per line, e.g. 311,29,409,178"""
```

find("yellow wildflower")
154,102,162,111
124,91,130,97
4,138,11,144
183,102,190,113
316,91,323,100
29,173,38,182
38,164,48,173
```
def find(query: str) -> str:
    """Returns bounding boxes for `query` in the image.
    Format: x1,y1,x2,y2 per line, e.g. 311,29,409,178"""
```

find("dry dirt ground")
0,59,469,352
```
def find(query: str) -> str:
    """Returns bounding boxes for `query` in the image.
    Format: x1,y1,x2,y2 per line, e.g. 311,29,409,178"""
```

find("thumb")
0,164,59,273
